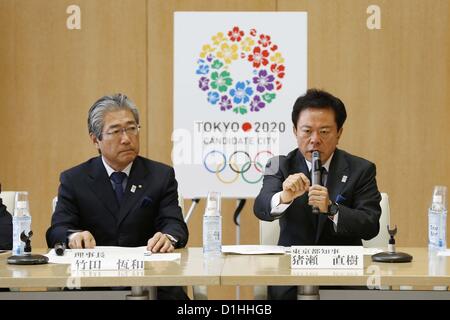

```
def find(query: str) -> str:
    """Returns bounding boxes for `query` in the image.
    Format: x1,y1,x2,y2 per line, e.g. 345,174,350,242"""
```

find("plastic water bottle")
203,191,222,256
12,191,32,256
428,185,447,250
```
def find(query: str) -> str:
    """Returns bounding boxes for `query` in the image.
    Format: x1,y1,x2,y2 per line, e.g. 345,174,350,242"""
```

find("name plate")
71,270,145,278
71,249,145,271
291,246,363,269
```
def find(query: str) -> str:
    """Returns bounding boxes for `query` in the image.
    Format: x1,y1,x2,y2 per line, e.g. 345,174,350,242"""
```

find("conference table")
1,247,449,299
221,247,450,287
0,247,222,299
220,247,450,299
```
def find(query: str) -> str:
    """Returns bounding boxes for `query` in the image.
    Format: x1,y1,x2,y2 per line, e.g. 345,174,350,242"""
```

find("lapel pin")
342,175,348,183
131,185,137,193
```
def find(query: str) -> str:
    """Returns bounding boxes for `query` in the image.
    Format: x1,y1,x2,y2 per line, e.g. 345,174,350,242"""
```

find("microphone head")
311,151,322,186
311,151,322,213
54,242,66,256
312,150,320,161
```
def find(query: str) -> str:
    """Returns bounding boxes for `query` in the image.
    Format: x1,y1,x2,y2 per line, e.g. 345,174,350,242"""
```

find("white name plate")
291,246,363,269
70,249,144,271
71,270,145,277
291,268,364,277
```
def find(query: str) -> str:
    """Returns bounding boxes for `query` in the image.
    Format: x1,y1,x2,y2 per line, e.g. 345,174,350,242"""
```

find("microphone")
54,242,66,256
311,150,322,214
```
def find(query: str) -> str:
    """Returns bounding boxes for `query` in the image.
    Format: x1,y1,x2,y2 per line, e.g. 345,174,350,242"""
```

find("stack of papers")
221,245,384,256
362,248,384,255
437,249,450,256
222,245,288,255
45,246,180,264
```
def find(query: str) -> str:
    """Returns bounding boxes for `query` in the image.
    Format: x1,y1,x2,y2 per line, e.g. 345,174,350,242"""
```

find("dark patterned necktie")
321,167,328,186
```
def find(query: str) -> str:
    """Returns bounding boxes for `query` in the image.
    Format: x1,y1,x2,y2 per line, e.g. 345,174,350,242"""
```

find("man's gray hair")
88,93,139,140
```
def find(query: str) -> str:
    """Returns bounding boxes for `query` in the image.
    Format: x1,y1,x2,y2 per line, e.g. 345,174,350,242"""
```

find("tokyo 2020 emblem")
196,27,286,115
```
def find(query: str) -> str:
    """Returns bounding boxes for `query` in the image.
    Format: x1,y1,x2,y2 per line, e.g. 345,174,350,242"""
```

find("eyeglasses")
298,127,332,139
103,125,140,139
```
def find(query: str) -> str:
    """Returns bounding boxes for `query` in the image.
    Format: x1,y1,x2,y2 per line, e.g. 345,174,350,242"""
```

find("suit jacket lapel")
87,156,119,219
116,157,150,226
315,149,349,243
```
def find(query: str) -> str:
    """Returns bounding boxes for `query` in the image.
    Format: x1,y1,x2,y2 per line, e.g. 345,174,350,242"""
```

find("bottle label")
12,216,31,256
204,208,220,217
429,209,447,250
203,215,222,255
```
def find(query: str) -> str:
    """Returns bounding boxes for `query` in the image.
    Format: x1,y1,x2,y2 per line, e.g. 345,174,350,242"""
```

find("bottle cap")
205,191,221,216
14,191,30,216
431,185,447,209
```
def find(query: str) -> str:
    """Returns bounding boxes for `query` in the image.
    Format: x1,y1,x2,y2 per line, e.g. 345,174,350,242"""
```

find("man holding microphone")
254,89,381,299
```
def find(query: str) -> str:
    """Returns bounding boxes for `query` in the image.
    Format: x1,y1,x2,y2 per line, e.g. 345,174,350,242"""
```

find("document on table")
45,246,180,264
222,245,288,255
437,249,450,256
362,248,384,255
221,245,383,255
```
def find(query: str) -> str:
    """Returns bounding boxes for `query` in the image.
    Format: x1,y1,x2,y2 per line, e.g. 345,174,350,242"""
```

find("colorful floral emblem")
196,27,286,115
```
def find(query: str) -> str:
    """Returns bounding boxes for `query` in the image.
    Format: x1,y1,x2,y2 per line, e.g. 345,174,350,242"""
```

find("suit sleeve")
0,199,12,250
254,156,286,221
46,171,82,248
335,163,382,240
155,168,189,248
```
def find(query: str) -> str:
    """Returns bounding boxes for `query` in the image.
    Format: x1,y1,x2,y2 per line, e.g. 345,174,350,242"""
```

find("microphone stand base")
7,254,49,265
371,251,413,263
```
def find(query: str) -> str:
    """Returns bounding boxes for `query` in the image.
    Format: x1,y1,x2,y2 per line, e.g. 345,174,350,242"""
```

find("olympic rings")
216,163,240,184
254,150,274,172
229,151,251,173
203,150,272,184
241,161,264,184
203,150,226,173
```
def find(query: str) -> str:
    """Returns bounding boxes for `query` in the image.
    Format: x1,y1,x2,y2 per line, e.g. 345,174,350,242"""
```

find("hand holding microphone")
310,151,322,214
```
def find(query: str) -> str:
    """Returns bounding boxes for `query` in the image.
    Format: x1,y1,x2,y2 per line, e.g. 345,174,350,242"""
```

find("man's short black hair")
291,89,347,130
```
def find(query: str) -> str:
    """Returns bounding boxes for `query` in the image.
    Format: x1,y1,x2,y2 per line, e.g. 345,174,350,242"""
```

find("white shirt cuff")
330,213,339,231
270,192,292,216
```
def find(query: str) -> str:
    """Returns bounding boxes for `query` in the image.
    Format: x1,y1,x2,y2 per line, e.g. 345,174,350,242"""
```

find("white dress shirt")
270,153,339,228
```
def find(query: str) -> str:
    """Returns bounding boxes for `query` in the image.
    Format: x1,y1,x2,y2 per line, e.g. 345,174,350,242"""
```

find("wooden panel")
278,0,450,247
0,0,147,248
148,0,277,300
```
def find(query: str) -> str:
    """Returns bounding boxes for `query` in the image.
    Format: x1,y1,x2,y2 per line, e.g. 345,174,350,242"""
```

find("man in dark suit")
0,184,12,251
0,184,12,292
46,93,189,299
254,89,381,299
